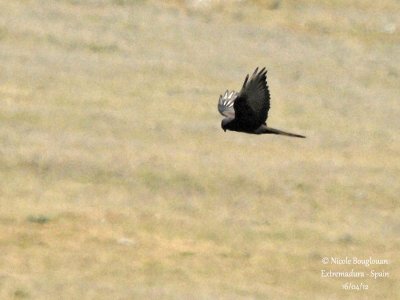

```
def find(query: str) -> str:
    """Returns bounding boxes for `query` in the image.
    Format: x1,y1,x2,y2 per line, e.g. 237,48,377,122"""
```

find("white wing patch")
218,90,237,118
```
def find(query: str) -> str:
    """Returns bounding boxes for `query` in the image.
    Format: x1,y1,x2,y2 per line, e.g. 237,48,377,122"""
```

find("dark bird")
218,67,305,138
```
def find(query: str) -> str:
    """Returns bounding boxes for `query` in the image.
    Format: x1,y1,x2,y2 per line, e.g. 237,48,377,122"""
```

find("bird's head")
221,118,232,132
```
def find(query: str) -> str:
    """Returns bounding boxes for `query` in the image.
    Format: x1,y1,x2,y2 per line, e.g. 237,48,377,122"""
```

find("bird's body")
218,67,305,138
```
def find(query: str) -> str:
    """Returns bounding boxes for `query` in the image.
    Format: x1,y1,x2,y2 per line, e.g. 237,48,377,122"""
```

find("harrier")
218,67,305,138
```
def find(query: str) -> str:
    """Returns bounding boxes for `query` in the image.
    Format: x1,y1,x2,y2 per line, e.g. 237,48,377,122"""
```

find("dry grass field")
0,0,399,298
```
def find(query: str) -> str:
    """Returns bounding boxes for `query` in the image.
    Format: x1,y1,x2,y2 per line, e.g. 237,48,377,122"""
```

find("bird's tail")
263,126,306,138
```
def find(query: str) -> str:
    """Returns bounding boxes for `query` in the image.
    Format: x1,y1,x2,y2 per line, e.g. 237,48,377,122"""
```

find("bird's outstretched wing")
234,67,270,127
218,90,237,118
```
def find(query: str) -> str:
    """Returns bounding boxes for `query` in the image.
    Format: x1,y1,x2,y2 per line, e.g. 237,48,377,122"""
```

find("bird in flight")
218,67,305,138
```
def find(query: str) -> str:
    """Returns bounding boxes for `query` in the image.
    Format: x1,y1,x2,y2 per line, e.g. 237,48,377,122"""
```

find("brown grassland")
0,0,399,298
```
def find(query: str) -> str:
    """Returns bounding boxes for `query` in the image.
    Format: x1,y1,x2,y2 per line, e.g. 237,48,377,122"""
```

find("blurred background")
0,0,399,298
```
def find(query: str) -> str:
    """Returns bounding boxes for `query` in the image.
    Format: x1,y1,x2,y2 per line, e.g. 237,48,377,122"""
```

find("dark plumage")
218,67,305,138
